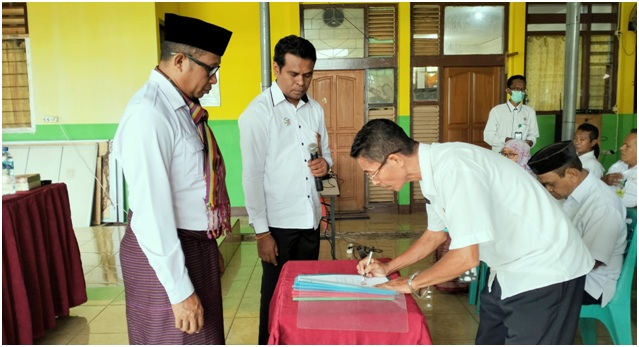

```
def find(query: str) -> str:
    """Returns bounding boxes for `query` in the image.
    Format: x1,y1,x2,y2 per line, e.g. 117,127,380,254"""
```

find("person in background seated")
500,139,535,176
352,119,593,344
483,75,539,153
573,123,604,179
603,129,637,208
529,141,626,307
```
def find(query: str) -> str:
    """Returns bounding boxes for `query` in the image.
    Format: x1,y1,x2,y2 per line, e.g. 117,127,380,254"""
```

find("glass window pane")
527,23,588,32
527,4,567,14
412,67,438,102
368,68,395,104
303,8,365,59
588,35,613,110
591,23,615,31
528,23,567,32
525,36,582,111
591,4,613,14
443,6,504,55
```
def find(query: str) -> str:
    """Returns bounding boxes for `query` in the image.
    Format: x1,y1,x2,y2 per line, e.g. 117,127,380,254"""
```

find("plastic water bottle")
2,146,16,195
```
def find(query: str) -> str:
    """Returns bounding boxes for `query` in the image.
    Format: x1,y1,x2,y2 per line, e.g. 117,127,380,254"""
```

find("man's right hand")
603,172,623,186
357,257,388,278
257,234,278,266
171,292,204,334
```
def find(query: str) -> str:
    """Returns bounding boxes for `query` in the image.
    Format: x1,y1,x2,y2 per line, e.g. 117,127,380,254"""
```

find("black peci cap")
528,141,578,175
164,13,232,56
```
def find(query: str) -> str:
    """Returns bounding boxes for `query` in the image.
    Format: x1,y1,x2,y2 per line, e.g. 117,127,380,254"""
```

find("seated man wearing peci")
529,141,627,307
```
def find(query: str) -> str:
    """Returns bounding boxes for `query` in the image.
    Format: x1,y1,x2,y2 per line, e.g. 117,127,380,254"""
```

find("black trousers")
476,275,586,344
582,291,602,305
258,226,320,345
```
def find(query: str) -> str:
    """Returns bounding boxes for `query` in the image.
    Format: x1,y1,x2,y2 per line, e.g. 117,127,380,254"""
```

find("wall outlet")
42,116,59,123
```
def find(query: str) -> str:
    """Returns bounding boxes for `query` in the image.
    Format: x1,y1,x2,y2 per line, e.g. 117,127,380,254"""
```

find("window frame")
3,2,34,133
300,3,398,71
525,2,619,114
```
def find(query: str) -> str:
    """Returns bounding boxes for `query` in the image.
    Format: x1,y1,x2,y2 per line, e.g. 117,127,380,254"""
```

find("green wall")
3,114,635,209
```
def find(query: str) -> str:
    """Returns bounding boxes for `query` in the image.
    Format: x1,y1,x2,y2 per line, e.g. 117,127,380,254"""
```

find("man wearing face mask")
484,75,539,153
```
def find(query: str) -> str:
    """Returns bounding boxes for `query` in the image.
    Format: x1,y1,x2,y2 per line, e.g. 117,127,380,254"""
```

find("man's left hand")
377,277,411,294
308,157,328,178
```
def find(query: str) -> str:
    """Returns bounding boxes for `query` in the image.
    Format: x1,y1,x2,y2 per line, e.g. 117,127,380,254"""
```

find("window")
443,6,505,55
302,4,397,59
2,2,33,133
412,66,439,102
525,3,618,112
367,68,395,104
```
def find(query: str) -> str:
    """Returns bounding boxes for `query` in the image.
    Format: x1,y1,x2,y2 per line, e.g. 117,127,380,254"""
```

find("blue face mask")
510,90,525,104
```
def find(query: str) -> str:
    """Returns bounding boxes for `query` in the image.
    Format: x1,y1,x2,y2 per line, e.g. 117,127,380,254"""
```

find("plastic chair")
578,209,636,345
468,265,481,305
476,262,489,313
468,262,489,312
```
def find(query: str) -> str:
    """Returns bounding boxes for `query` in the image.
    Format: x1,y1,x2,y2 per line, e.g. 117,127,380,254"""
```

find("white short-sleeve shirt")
483,102,539,153
418,142,594,299
579,150,604,179
606,160,637,208
563,173,627,307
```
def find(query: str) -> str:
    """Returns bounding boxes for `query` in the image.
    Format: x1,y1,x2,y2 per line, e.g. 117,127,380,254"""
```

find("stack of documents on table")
293,274,397,301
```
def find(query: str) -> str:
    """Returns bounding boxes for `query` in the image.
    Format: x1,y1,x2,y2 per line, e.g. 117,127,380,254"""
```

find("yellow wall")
507,2,526,76
397,3,411,117
24,2,636,125
27,3,158,124
176,2,263,120
617,2,636,114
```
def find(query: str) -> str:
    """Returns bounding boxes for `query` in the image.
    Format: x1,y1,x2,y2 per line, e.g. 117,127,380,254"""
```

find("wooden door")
442,67,501,148
308,70,365,212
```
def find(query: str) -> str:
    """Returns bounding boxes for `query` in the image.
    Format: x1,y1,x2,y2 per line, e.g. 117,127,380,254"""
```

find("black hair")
273,35,317,68
507,75,526,88
350,119,418,162
576,123,600,158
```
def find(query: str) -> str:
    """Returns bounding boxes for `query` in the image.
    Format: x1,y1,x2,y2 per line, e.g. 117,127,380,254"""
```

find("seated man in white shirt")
602,129,637,208
529,141,627,307
573,123,604,178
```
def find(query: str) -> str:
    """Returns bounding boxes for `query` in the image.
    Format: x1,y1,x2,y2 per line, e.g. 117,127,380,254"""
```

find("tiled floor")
35,212,636,345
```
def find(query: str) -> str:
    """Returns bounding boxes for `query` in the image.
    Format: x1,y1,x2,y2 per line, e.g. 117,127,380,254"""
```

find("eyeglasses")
366,149,401,180
172,52,219,77
500,151,518,159
508,87,527,93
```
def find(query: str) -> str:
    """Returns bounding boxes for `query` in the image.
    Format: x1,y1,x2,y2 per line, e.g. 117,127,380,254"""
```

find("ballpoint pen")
361,248,374,284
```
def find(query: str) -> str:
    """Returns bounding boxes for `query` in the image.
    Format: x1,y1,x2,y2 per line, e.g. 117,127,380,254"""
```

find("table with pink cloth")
2,183,87,344
268,259,432,345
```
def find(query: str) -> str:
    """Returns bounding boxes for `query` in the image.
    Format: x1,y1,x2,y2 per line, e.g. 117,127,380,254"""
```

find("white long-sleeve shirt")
484,102,539,153
113,69,209,304
238,81,333,234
